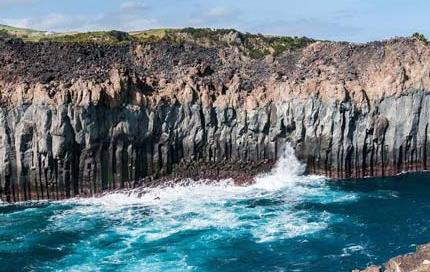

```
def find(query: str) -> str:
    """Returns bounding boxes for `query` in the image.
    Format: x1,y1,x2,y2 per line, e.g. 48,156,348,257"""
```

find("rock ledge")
354,244,430,272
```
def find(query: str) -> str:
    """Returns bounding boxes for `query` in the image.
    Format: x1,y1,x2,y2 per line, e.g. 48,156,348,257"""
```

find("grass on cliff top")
45,30,135,44
0,24,48,41
0,25,314,58
0,24,41,33
130,29,168,41
161,28,315,58
45,29,169,44
0,24,138,44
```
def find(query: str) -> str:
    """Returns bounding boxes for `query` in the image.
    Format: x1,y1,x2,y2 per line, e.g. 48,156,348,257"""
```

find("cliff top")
0,26,315,58
1,25,430,108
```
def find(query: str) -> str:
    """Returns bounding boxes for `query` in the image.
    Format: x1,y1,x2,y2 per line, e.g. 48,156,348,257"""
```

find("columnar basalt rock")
1,34,430,201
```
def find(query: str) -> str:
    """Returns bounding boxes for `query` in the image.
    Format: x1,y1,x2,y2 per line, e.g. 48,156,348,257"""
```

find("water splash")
57,143,333,244
73,143,320,207
252,143,307,190
268,143,306,177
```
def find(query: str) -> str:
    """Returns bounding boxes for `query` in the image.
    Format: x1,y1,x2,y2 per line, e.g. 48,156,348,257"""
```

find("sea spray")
54,144,332,246
75,143,321,207
252,143,307,190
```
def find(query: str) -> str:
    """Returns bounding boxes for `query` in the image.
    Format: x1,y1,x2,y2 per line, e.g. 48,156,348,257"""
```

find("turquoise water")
1,147,430,272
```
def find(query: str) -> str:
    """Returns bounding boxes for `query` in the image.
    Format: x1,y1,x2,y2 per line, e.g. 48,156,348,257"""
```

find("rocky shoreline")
1,30,430,202
354,244,430,272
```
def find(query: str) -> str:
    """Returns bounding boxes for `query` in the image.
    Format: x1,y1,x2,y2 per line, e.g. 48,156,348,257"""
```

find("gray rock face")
1,36,430,201
1,90,429,202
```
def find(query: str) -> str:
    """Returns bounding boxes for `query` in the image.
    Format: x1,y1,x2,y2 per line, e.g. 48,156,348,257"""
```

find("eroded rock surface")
1,33,430,201
354,244,430,272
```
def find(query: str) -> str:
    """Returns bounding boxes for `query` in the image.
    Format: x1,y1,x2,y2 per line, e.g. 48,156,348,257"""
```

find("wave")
73,144,325,204
47,143,342,245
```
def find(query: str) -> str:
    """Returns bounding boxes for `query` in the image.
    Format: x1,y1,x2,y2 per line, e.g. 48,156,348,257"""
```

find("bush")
0,29,9,38
412,32,428,44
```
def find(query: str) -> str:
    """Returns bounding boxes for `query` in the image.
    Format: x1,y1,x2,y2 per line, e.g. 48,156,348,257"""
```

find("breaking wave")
55,144,339,246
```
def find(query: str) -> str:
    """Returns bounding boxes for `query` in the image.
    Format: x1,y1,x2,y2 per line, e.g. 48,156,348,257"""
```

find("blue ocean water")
1,147,430,272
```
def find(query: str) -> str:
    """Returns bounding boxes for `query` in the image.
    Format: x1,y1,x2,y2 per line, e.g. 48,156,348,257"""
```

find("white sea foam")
340,244,370,258
250,210,331,243
252,144,306,190
372,190,400,199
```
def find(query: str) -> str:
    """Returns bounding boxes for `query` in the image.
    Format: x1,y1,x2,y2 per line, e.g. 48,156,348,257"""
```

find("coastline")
3,158,430,202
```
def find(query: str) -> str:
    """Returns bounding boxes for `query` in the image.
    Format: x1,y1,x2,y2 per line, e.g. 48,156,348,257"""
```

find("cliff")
1,29,430,202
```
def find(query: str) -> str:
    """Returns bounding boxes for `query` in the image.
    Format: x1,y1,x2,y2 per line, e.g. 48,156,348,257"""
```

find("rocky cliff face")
1,32,430,202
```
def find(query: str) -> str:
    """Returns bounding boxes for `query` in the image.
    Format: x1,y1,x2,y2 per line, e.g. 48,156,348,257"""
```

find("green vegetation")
161,28,315,58
242,33,313,58
0,24,47,41
0,24,41,33
45,30,134,44
46,29,169,44
174,27,237,41
0,29,10,39
265,35,313,55
0,24,137,44
130,28,168,42
412,32,428,44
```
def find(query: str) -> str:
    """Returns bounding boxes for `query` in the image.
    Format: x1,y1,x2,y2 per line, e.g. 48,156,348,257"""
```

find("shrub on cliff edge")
412,32,428,44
